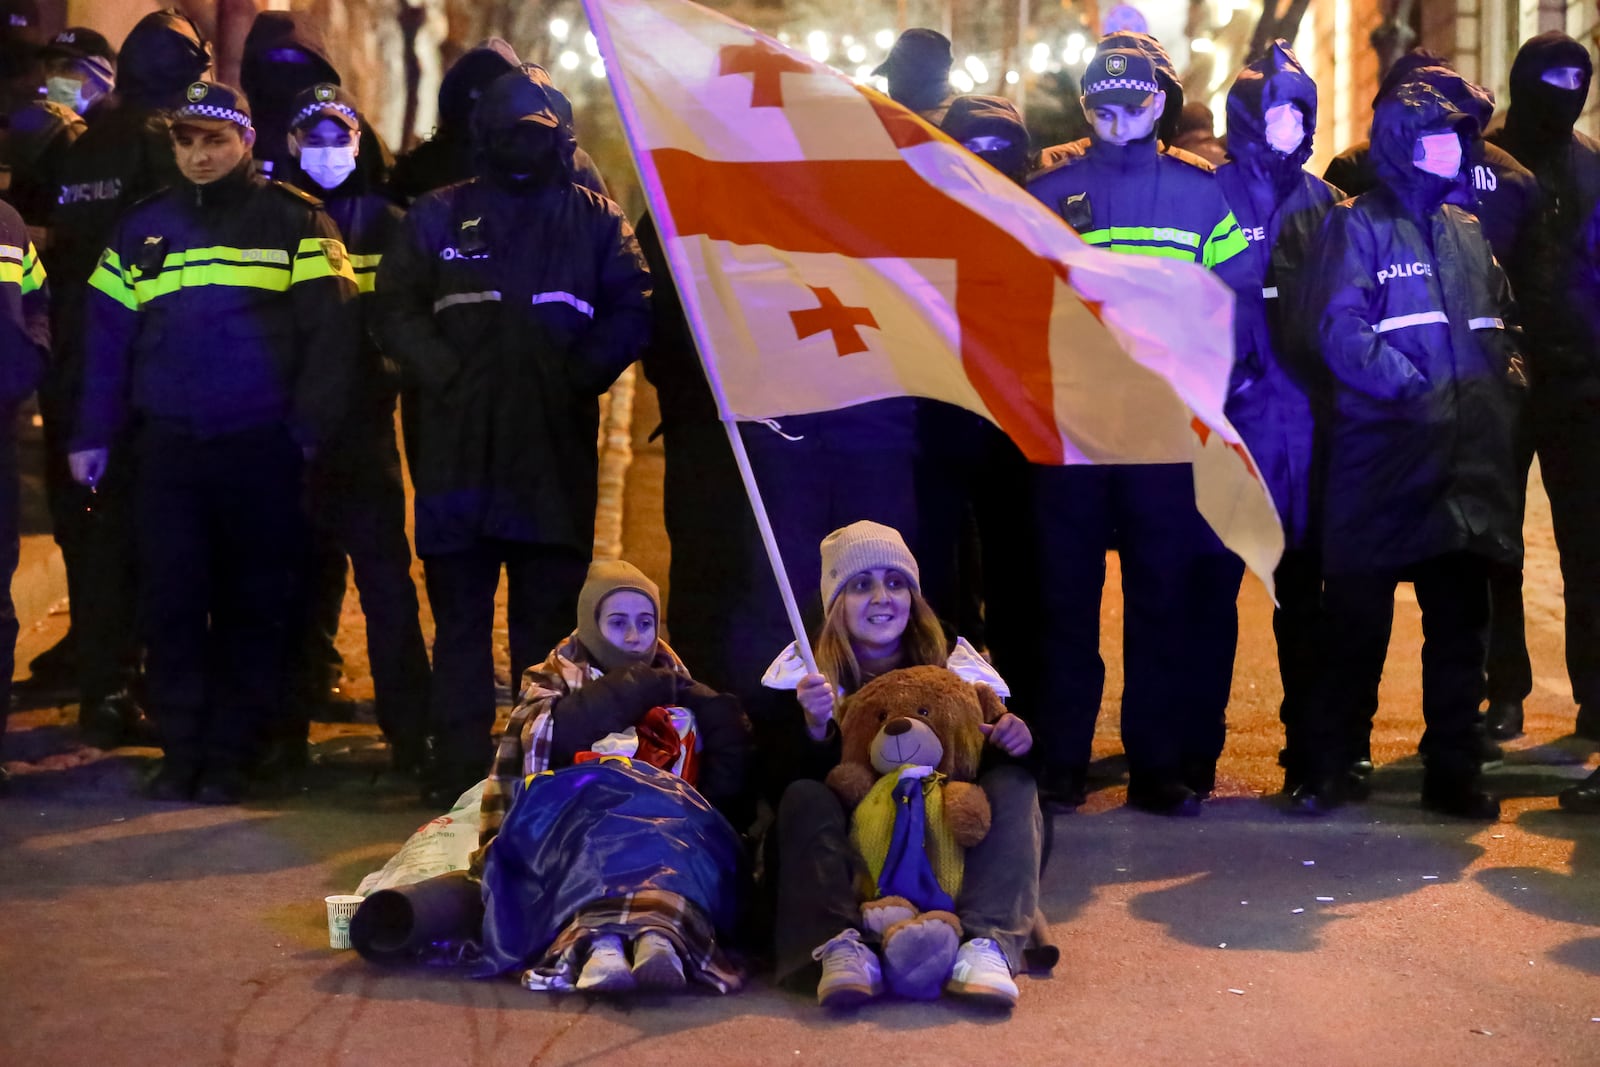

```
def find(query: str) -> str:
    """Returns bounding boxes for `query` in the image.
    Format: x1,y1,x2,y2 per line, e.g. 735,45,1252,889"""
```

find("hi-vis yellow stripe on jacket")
0,241,46,295
88,237,356,311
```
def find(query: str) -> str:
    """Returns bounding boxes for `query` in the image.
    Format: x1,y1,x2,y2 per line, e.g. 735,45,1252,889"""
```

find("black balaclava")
470,67,576,191
1503,31,1594,162
942,94,1031,183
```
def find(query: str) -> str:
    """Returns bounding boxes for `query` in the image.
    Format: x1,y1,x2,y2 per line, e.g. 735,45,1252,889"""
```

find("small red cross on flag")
583,0,1283,588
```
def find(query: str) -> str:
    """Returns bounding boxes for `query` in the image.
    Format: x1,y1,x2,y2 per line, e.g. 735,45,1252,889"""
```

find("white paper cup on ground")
325,895,364,949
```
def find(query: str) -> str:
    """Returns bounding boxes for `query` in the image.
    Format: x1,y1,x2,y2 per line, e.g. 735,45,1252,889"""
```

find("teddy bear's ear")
975,683,1007,725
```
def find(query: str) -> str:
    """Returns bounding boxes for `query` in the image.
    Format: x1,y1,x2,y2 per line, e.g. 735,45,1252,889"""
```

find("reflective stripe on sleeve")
1262,286,1279,299
1374,310,1449,334
1468,317,1505,330
87,249,138,310
1203,211,1250,268
530,291,595,318
21,242,45,294
292,237,357,285
433,290,502,313
348,251,381,294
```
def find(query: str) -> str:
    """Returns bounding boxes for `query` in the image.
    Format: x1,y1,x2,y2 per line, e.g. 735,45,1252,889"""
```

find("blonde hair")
815,587,948,697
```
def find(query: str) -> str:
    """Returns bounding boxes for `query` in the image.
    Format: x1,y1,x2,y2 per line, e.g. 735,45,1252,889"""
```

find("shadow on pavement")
1477,807,1600,974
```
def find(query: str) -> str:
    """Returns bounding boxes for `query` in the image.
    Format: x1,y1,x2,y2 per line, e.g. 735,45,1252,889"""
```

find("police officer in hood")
68,82,359,803
375,67,651,806
239,11,392,187
1297,83,1525,820
33,8,210,745
1486,33,1600,756
1213,42,1346,812
276,83,431,777
875,29,957,126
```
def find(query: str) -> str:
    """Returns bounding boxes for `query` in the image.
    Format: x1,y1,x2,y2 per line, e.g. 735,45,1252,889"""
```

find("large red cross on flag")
583,0,1283,587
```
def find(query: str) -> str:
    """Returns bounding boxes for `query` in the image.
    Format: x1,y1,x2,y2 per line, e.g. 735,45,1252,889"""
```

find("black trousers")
1016,463,1243,784
1536,401,1600,711
134,423,306,772
0,433,18,749
1275,547,1327,779
422,538,588,768
1312,552,1491,782
290,409,429,751
41,412,138,704
770,765,1043,986
1485,422,1535,705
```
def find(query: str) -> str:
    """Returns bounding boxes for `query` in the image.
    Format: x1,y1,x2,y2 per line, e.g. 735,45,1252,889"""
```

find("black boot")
1576,705,1600,742
1038,765,1088,811
1484,699,1524,741
146,760,199,802
1127,777,1202,817
1421,771,1500,820
1558,767,1600,813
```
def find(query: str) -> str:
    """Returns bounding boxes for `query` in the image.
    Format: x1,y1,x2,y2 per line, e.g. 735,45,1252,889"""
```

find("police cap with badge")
1081,48,1161,108
170,81,253,132
289,82,361,133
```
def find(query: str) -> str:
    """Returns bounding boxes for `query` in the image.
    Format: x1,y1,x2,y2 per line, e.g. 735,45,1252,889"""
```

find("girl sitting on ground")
756,520,1049,1010
474,560,753,994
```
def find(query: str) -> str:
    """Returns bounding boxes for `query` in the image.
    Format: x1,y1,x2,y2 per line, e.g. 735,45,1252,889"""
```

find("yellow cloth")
850,770,965,903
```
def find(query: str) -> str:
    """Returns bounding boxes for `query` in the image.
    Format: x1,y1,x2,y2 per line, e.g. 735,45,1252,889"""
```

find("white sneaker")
945,938,1018,1008
631,930,687,990
811,929,882,1009
576,933,635,993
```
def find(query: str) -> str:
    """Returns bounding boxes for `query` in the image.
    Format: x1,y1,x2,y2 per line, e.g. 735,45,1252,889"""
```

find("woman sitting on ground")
473,560,753,994
756,520,1048,1010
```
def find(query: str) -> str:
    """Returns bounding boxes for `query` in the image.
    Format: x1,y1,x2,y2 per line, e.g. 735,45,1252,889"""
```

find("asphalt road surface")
2,384,1597,1065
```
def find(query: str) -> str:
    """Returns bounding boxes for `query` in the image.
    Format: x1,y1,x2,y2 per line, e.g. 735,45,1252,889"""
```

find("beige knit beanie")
576,559,662,670
819,520,921,609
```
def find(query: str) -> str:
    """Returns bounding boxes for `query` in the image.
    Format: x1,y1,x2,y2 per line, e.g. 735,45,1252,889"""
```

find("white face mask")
44,76,87,113
1413,132,1462,179
298,144,358,190
1264,102,1304,155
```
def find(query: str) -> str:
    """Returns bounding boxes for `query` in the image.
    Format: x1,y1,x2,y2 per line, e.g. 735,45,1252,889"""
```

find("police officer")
67,82,359,804
1025,42,1250,816
280,83,430,775
374,67,651,806
1486,33,1600,751
1298,82,1523,820
0,197,48,793
874,29,957,127
41,9,210,745
1213,43,1345,809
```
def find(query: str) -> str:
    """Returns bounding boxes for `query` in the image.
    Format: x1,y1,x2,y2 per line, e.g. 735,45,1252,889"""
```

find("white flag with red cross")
583,0,1284,586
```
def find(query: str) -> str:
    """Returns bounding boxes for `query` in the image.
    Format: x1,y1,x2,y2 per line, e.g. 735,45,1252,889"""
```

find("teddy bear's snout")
869,715,946,775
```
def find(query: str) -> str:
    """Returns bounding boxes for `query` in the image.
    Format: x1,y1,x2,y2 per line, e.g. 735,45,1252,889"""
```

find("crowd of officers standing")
0,4,1593,824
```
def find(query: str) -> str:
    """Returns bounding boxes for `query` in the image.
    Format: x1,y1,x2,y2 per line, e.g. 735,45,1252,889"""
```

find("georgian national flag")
583,0,1283,584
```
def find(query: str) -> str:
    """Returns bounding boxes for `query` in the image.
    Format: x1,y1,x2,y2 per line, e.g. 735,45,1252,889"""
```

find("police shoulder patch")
268,180,324,209
320,238,347,271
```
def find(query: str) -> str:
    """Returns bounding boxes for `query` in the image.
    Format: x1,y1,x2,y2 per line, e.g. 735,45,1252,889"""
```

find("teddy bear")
825,665,1006,999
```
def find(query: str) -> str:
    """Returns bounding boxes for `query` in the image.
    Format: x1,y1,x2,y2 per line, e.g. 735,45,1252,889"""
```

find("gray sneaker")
631,930,687,990
945,938,1019,1008
812,929,882,1009
577,933,635,993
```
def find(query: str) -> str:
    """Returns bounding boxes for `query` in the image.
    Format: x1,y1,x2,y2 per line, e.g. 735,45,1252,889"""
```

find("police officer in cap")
68,82,359,804
280,82,431,776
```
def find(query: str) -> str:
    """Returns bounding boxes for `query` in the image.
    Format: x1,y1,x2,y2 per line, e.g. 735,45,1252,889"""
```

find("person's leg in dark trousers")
1413,552,1493,790
0,433,19,767
741,419,832,642
974,432,1034,697
1019,464,1111,800
1484,432,1534,736
204,427,306,784
1308,569,1399,789
73,445,139,711
771,778,865,988
1114,464,1203,798
332,429,430,768
133,427,214,782
1538,408,1600,718
503,542,589,694
1182,519,1246,796
1275,546,1327,789
955,764,1043,973
422,542,502,777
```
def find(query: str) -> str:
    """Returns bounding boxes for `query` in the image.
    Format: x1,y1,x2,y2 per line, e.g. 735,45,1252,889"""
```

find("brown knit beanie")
819,520,921,609
575,559,662,671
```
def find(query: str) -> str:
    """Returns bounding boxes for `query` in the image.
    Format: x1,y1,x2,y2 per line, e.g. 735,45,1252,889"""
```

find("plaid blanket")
473,634,693,869
520,889,743,994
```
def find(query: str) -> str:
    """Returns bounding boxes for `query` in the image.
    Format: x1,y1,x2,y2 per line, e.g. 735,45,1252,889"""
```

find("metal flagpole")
582,0,819,675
